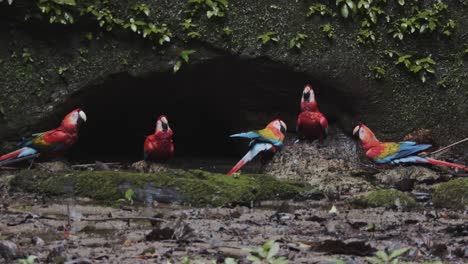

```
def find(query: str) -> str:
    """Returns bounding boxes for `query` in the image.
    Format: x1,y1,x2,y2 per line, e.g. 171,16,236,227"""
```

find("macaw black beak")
303,91,310,101
280,125,286,134
162,122,168,132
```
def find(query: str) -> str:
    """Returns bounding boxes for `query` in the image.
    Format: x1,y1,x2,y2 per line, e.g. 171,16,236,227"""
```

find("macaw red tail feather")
0,149,26,161
227,142,273,176
0,147,38,166
227,159,247,176
426,158,468,171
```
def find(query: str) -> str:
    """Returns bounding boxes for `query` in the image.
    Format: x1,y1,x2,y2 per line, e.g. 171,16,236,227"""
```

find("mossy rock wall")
10,169,310,206
349,189,416,209
433,178,468,210
0,0,466,148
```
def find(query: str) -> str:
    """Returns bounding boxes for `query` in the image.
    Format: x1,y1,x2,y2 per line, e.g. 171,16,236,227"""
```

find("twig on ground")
81,216,168,223
427,138,468,157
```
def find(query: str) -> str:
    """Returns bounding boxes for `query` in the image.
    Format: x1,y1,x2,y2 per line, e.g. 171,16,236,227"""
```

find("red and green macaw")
296,85,328,142
144,115,174,161
227,119,287,175
353,123,467,171
0,108,87,166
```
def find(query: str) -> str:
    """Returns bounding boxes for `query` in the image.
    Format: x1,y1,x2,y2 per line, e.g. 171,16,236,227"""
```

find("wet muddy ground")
1,192,466,264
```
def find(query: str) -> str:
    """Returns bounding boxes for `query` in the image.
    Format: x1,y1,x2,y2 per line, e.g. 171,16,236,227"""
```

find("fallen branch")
427,138,468,156
7,212,60,226
81,216,168,223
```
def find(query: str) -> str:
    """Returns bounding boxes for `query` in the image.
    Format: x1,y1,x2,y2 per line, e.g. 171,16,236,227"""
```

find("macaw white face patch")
280,120,287,132
301,85,315,103
156,116,170,132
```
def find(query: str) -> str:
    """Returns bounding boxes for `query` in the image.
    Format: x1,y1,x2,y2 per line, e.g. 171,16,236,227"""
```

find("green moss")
10,169,311,207
350,189,416,209
432,178,468,210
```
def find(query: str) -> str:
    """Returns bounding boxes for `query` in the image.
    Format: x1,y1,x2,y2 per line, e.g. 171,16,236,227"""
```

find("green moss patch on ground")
349,189,416,209
432,178,468,210
10,169,312,207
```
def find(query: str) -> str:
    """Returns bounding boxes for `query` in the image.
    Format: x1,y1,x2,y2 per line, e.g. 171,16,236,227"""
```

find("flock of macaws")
0,85,466,173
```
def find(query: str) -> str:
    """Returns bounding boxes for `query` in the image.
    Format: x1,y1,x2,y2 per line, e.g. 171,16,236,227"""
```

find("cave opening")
55,58,355,171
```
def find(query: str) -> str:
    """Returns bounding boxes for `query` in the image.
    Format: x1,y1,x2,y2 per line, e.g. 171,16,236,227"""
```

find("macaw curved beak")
79,110,87,122
157,116,170,132
352,125,360,136
303,91,310,101
280,120,287,133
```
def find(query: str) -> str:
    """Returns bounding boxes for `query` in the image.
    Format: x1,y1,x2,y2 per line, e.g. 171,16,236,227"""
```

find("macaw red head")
301,85,318,111
61,108,87,129
267,119,287,134
353,123,379,146
155,115,172,134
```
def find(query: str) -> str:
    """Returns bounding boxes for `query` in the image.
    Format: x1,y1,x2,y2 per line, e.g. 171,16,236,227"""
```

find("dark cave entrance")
59,58,355,170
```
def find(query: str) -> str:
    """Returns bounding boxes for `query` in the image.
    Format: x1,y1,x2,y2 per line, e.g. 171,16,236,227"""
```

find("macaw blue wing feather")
392,142,431,160
230,131,260,139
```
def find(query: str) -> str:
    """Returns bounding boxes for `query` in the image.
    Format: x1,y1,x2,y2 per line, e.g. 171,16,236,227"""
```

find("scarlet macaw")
227,119,287,175
296,85,328,141
0,108,87,166
144,115,174,161
353,123,467,171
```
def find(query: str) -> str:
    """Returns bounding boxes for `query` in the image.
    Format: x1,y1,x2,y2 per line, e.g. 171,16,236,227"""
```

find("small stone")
131,160,170,173
374,166,439,191
36,161,70,172
47,241,67,263
0,240,18,260
32,236,45,247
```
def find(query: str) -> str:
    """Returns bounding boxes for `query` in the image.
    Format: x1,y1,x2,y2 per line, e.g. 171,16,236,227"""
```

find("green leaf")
263,240,275,249
366,257,384,264
341,4,349,18
187,31,201,39
375,250,389,262
271,257,288,264
247,255,261,262
218,0,228,8
369,11,377,23
173,60,182,73
180,50,196,63
426,57,436,64
345,0,356,13
398,0,404,6
124,188,134,202
419,23,428,33
52,0,76,6
267,242,280,259
224,257,238,264
420,72,426,83
410,65,422,73
323,259,346,264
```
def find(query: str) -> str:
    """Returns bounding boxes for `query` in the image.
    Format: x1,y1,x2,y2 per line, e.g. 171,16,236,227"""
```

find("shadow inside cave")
45,58,356,172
